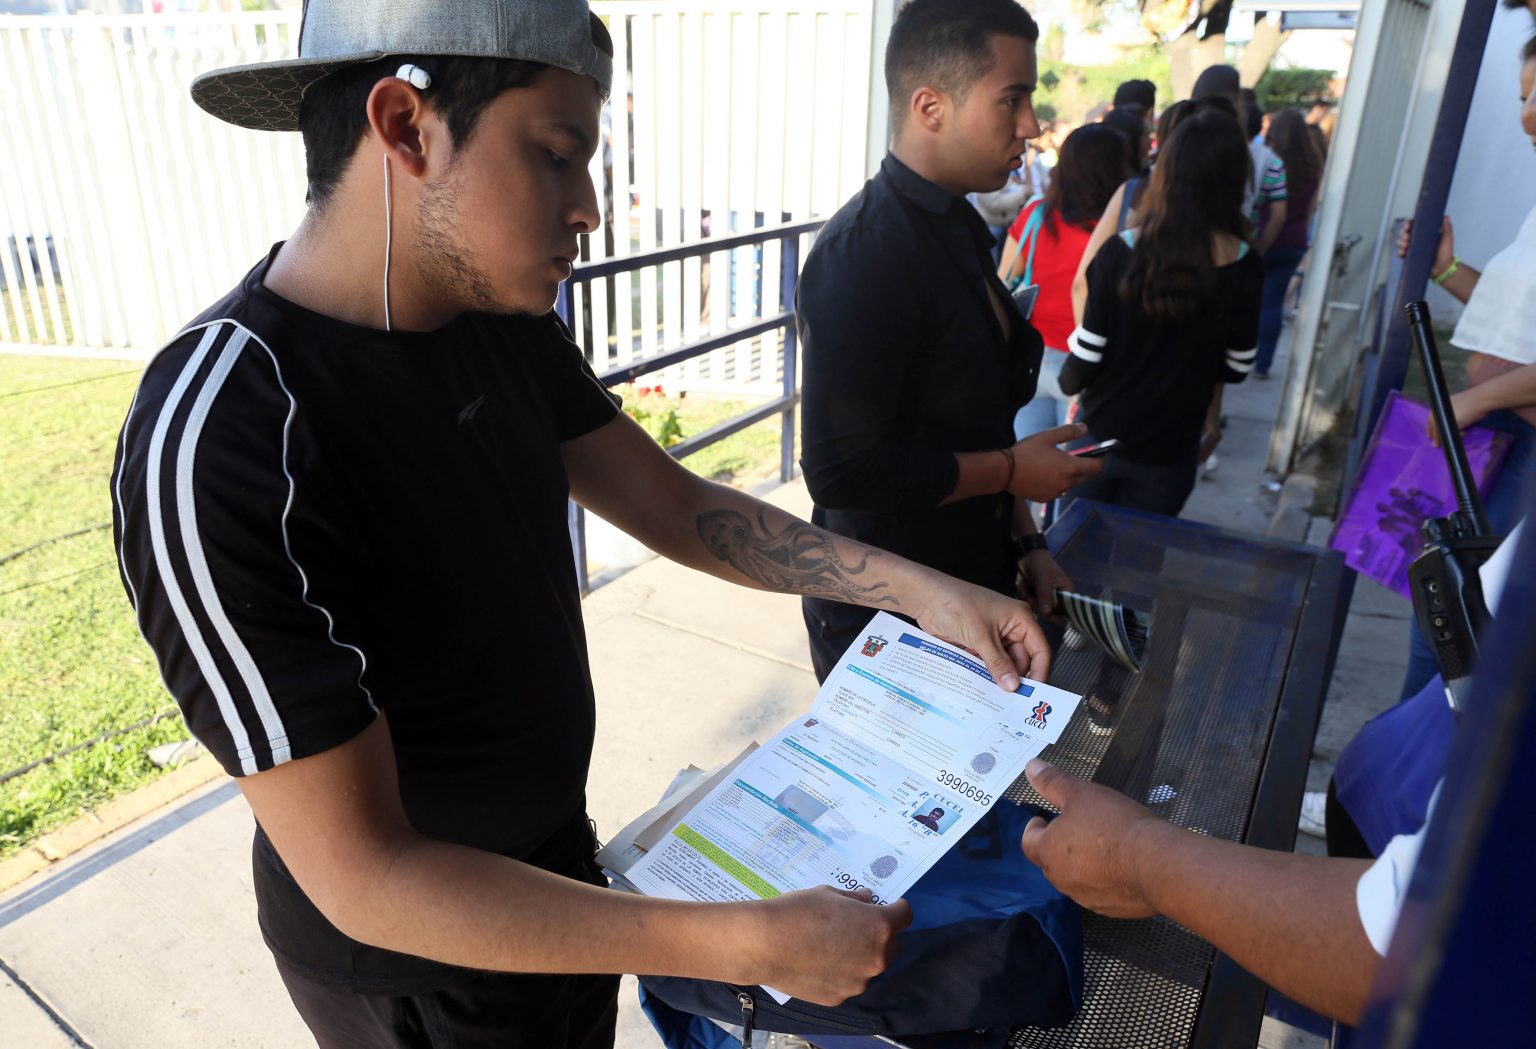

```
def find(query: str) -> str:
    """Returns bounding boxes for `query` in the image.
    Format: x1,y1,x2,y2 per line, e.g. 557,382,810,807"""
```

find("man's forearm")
564,418,1050,686
336,835,765,981
942,449,1010,506
1012,497,1040,537
678,479,940,616
1133,821,1377,1025
1464,361,1536,415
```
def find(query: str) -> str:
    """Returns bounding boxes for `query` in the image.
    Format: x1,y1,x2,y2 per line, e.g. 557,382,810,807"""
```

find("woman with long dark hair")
999,123,1133,436
1254,108,1325,378
1069,100,1194,323
1057,109,1263,515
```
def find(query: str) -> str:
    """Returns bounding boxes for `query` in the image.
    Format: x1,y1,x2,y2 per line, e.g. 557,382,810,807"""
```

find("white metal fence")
0,3,878,395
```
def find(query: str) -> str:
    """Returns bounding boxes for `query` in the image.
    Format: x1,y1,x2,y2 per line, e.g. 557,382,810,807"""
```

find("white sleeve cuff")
1355,787,1440,955
1070,326,1106,363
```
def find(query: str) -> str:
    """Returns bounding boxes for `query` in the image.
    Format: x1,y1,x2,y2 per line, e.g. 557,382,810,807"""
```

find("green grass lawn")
0,357,788,859
3,284,75,346
642,389,795,486
0,354,189,858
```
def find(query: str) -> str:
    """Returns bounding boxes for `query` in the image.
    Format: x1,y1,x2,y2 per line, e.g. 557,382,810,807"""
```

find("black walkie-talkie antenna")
1402,300,1501,714
1405,300,1489,536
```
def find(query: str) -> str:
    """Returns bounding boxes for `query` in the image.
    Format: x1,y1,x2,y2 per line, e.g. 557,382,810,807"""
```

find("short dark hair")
1190,64,1241,107
1112,78,1155,110
298,20,615,211
1524,32,1536,63
885,0,1039,127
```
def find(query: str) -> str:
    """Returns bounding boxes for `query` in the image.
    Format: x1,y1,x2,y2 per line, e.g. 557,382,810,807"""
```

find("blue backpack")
638,801,1083,1048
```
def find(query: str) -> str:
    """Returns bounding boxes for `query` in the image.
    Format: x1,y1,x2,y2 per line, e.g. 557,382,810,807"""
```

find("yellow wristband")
1431,256,1461,286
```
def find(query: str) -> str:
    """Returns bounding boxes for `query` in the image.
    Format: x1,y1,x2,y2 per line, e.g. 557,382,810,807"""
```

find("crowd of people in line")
798,0,1536,1034
971,66,1333,519
105,0,1534,1044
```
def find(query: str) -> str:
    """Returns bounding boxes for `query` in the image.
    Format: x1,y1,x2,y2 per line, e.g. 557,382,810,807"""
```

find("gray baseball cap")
192,0,613,132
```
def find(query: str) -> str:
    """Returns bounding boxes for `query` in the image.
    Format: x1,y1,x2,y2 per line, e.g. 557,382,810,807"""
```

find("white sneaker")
1201,453,1219,478
1298,791,1327,838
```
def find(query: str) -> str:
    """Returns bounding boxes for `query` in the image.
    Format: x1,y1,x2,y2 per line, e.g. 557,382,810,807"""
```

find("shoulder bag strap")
1002,196,1045,289
1116,178,1140,233
1021,199,1047,289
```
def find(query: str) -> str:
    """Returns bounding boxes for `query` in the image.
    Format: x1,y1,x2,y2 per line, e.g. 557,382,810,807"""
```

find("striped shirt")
111,246,620,989
1247,140,1289,228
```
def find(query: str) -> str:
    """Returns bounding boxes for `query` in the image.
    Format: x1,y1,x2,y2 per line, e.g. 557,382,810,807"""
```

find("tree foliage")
1037,47,1173,126
1255,67,1336,111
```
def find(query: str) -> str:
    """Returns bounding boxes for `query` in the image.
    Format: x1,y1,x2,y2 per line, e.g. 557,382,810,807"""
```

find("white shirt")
1352,519,1525,954
1450,204,1536,366
1356,795,1433,955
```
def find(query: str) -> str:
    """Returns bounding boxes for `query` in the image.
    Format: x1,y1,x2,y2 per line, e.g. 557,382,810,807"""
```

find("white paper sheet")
623,613,1079,1000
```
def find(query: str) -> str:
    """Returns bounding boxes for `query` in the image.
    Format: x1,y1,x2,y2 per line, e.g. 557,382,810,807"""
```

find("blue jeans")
1400,410,1536,698
1060,447,1200,518
1013,350,1072,440
1257,246,1307,376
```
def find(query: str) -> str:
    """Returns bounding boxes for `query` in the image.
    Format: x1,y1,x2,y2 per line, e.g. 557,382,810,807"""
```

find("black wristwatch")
1013,533,1049,560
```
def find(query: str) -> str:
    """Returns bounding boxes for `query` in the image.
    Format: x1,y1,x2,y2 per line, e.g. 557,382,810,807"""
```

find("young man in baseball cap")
110,1,1055,1044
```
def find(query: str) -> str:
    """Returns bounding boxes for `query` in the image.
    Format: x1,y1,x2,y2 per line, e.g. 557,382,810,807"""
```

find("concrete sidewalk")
0,328,1410,1048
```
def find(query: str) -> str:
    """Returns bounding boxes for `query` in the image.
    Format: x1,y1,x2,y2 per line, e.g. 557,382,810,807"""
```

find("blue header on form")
897,634,1035,696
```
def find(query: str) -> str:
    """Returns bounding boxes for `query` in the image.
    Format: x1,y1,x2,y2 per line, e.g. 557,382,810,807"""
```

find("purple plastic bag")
1329,391,1512,600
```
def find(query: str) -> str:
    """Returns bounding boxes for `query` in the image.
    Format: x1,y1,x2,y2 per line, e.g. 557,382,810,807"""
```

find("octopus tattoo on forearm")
696,508,898,606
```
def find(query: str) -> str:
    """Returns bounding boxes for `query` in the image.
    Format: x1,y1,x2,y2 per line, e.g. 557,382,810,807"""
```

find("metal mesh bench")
1005,500,1347,1049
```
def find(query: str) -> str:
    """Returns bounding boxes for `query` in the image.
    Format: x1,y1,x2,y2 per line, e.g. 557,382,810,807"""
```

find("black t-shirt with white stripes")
1059,233,1262,464
111,246,620,990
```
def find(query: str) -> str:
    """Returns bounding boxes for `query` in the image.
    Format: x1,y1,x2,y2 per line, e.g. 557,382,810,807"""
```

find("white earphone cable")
382,66,430,333
382,154,393,332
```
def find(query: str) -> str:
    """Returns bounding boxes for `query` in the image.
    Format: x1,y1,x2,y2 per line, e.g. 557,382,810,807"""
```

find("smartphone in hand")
1071,438,1120,459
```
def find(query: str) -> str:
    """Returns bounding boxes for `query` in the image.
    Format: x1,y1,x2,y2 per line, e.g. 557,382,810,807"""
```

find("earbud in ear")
395,63,432,91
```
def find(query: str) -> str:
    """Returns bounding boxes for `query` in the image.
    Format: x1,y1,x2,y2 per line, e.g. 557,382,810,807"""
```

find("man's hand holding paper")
742,886,914,1005
906,568,1054,691
617,613,1080,1001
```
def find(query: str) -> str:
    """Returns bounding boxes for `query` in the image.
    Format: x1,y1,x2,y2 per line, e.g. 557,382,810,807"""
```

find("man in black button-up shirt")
798,0,1103,679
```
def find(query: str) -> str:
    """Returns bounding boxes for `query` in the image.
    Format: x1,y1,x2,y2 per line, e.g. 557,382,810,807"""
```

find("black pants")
275,959,620,1049
1324,777,1374,860
1061,449,1199,518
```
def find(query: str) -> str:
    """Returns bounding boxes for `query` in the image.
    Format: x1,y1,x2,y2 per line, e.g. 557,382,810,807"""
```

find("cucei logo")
1024,700,1052,730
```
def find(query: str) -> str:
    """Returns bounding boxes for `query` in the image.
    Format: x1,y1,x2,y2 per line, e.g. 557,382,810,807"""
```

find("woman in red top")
999,124,1133,438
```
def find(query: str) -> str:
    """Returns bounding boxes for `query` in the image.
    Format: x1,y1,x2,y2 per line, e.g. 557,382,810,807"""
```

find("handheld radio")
1402,300,1502,713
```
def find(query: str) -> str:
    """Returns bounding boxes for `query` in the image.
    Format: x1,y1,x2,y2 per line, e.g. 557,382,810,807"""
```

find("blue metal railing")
557,217,825,593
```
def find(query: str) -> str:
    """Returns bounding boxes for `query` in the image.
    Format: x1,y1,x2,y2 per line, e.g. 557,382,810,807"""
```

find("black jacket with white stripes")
1059,233,1262,464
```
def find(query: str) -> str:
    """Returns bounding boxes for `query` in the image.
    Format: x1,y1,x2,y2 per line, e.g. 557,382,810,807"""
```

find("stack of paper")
600,612,1080,999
